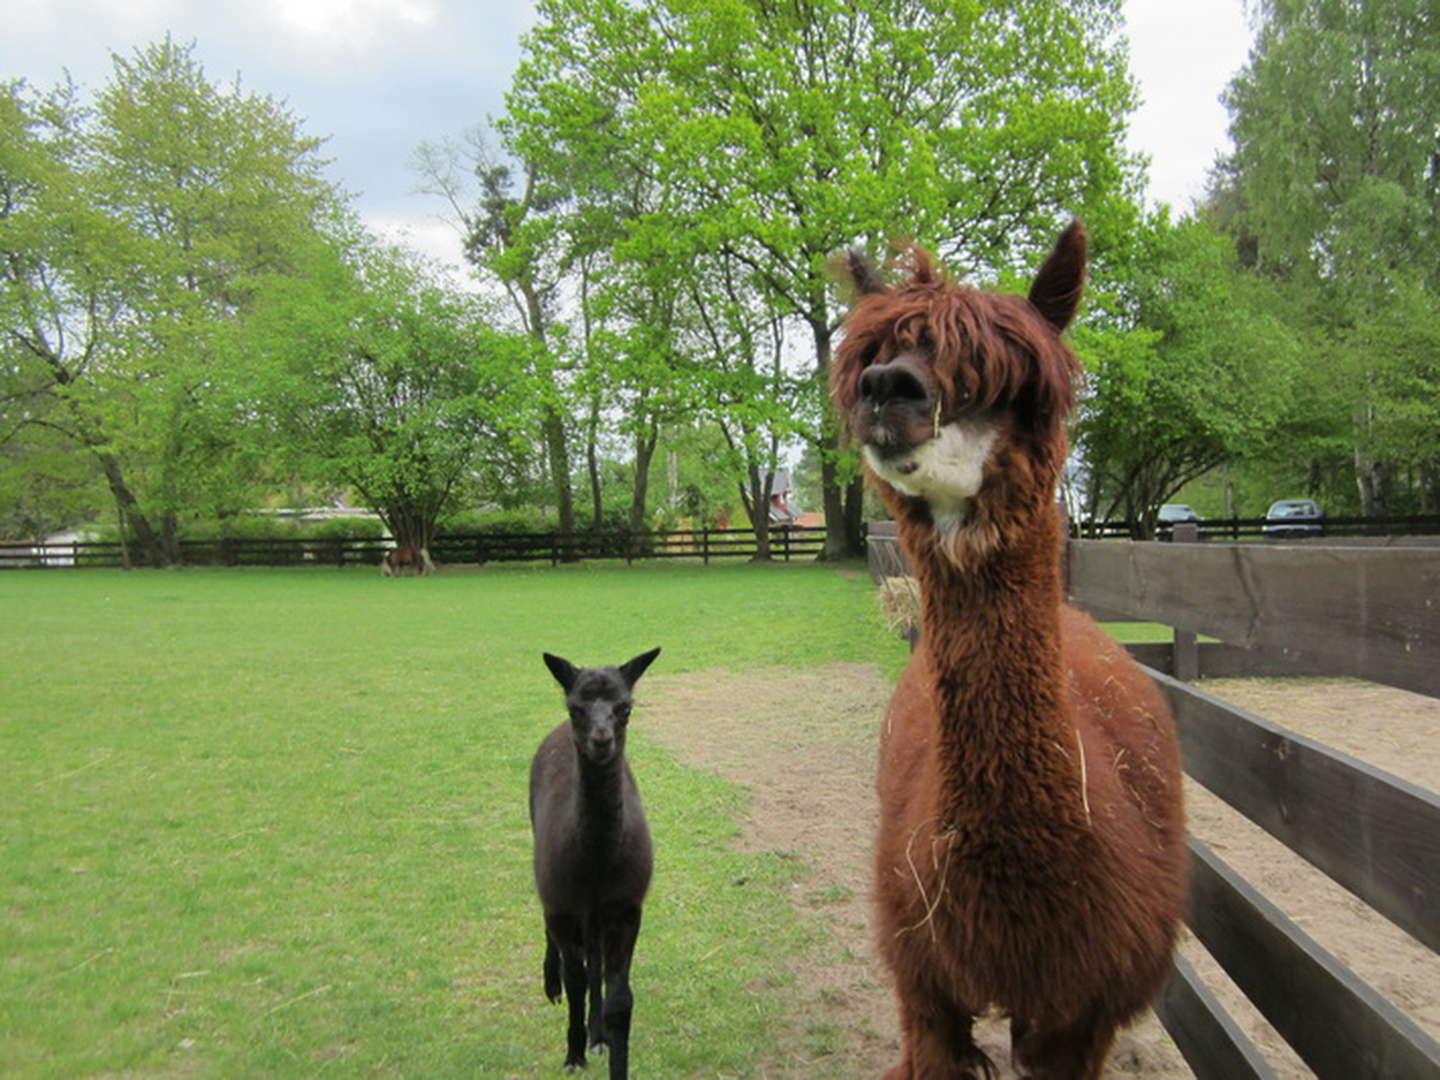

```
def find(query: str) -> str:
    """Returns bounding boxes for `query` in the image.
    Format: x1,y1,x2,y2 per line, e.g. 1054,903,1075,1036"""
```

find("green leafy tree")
0,41,339,565
1214,0,1440,513
685,258,809,559
238,239,536,569
504,0,1142,556
416,138,582,540
1073,213,1303,535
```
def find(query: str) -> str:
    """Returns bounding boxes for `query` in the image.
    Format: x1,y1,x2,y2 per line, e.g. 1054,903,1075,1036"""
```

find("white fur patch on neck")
865,418,999,525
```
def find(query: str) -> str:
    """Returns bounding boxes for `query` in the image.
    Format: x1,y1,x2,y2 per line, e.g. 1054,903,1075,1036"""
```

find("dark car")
1157,504,1201,524
1262,498,1324,538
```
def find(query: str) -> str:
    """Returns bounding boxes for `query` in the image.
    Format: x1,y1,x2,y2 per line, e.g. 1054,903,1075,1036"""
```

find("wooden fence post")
1172,522,1201,681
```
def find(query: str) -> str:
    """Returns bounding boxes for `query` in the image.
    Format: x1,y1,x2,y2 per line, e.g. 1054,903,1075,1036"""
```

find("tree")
1073,213,1303,536
0,41,339,564
1214,0,1440,513
238,239,536,568
416,138,583,542
685,257,809,559
504,0,1143,556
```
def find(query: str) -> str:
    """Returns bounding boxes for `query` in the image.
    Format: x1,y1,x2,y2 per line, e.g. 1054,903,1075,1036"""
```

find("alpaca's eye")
615,705,631,723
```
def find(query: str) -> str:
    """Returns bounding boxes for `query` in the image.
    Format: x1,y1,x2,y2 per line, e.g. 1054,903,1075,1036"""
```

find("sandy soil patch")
641,664,1439,1079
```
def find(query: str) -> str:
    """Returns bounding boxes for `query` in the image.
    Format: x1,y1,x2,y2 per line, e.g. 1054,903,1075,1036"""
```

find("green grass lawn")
0,562,907,1078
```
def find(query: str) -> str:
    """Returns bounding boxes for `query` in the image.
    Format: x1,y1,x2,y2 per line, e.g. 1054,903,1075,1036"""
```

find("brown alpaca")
832,223,1186,1080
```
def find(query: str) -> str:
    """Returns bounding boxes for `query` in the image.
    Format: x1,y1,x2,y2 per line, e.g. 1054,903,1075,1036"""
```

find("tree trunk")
95,450,172,567
843,473,865,557
520,278,576,547
811,316,858,560
739,465,774,562
629,426,659,536
586,401,603,531
54,371,171,568
384,507,437,576
1355,451,1392,516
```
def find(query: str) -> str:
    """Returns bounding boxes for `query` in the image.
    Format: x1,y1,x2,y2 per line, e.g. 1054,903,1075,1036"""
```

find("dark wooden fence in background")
867,523,1440,1080
0,525,826,570
8,514,1440,571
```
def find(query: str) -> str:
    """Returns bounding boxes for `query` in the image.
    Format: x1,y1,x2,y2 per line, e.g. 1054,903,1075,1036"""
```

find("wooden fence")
8,514,1438,571
1078,512,1440,542
0,525,826,570
867,521,1440,1080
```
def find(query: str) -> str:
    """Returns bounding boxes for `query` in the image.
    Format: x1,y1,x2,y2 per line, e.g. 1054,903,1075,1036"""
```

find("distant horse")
379,545,434,577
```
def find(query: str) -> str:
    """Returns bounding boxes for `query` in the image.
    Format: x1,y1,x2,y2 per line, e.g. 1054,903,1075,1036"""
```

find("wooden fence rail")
1077,512,1440,541
0,525,826,569
866,524,1440,1079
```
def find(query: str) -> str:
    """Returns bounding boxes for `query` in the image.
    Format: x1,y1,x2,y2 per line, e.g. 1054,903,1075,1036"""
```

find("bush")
304,516,386,540
439,508,551,535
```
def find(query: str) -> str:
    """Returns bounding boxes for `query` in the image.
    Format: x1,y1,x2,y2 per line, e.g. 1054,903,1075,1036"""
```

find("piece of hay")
878,575,921,635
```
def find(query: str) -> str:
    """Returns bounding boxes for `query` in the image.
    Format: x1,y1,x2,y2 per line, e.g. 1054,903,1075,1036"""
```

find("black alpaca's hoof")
563,1060,586,1074
588,1036,608,1055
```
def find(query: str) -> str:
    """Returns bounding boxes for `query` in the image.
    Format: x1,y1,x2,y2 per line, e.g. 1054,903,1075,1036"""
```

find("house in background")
768,471,799,526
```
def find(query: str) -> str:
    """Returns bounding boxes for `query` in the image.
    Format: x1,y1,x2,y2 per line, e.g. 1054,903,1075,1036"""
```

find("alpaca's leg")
601,905,642,1080
543,927,562,1003
585,913,608,1054
545,914,589,1072
1010,1011,1115,1080
885,978,994,1080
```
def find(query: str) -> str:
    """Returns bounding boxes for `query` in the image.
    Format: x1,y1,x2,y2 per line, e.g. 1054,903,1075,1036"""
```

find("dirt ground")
640,663,1440,1079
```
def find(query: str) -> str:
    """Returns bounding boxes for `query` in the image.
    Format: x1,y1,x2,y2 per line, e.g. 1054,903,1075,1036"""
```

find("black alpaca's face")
543,649,661,766
567,674,633,765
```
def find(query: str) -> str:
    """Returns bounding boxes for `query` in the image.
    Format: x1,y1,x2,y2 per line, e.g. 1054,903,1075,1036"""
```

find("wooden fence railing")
0,525,826,570
1076,512,1440,542
9,514,1439,570
866,521,1440,1080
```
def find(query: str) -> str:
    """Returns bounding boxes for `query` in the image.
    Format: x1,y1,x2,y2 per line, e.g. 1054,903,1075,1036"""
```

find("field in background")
1,563,906,1077
1,561,1180,1076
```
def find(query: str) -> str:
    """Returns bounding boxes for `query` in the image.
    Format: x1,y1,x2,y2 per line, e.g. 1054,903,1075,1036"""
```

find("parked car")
1157,504,1201,524
1262,498,1325,538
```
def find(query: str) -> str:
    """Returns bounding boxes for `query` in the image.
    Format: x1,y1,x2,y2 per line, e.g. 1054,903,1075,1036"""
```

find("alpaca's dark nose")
859,361,930,409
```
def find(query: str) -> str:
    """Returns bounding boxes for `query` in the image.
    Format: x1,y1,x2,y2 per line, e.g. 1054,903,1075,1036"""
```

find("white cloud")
261,0,439,62
1124,0,1253,212
365,211,480,290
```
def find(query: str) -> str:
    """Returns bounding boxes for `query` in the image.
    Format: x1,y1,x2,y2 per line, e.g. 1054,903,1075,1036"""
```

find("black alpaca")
530,647,660,1078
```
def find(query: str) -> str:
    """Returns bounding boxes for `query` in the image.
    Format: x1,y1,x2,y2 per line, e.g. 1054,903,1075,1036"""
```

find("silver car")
1262,498,1324,537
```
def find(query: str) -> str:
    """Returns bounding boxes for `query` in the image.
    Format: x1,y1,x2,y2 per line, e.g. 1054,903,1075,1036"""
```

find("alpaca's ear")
831,249,886,302
619,647,661,688
543,652,578,692
1028,221,1086,332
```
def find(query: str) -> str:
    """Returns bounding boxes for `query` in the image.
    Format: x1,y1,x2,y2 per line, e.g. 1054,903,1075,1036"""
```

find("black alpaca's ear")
619,647,661,688
543,652,578,692
1028,220,1086,333
830,248,887,303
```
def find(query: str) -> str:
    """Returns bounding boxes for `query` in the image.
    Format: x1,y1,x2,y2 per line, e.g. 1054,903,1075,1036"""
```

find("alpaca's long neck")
575,753,627,841
904,501,1083,828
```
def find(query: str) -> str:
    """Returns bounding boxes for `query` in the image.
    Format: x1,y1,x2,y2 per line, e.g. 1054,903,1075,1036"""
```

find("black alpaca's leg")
546,914,589,1072
585,913,608,1054
601,905,642,1080
543,927,562,1003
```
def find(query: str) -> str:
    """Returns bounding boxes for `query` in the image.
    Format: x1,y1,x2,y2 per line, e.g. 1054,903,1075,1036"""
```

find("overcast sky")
3,0,1253,274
